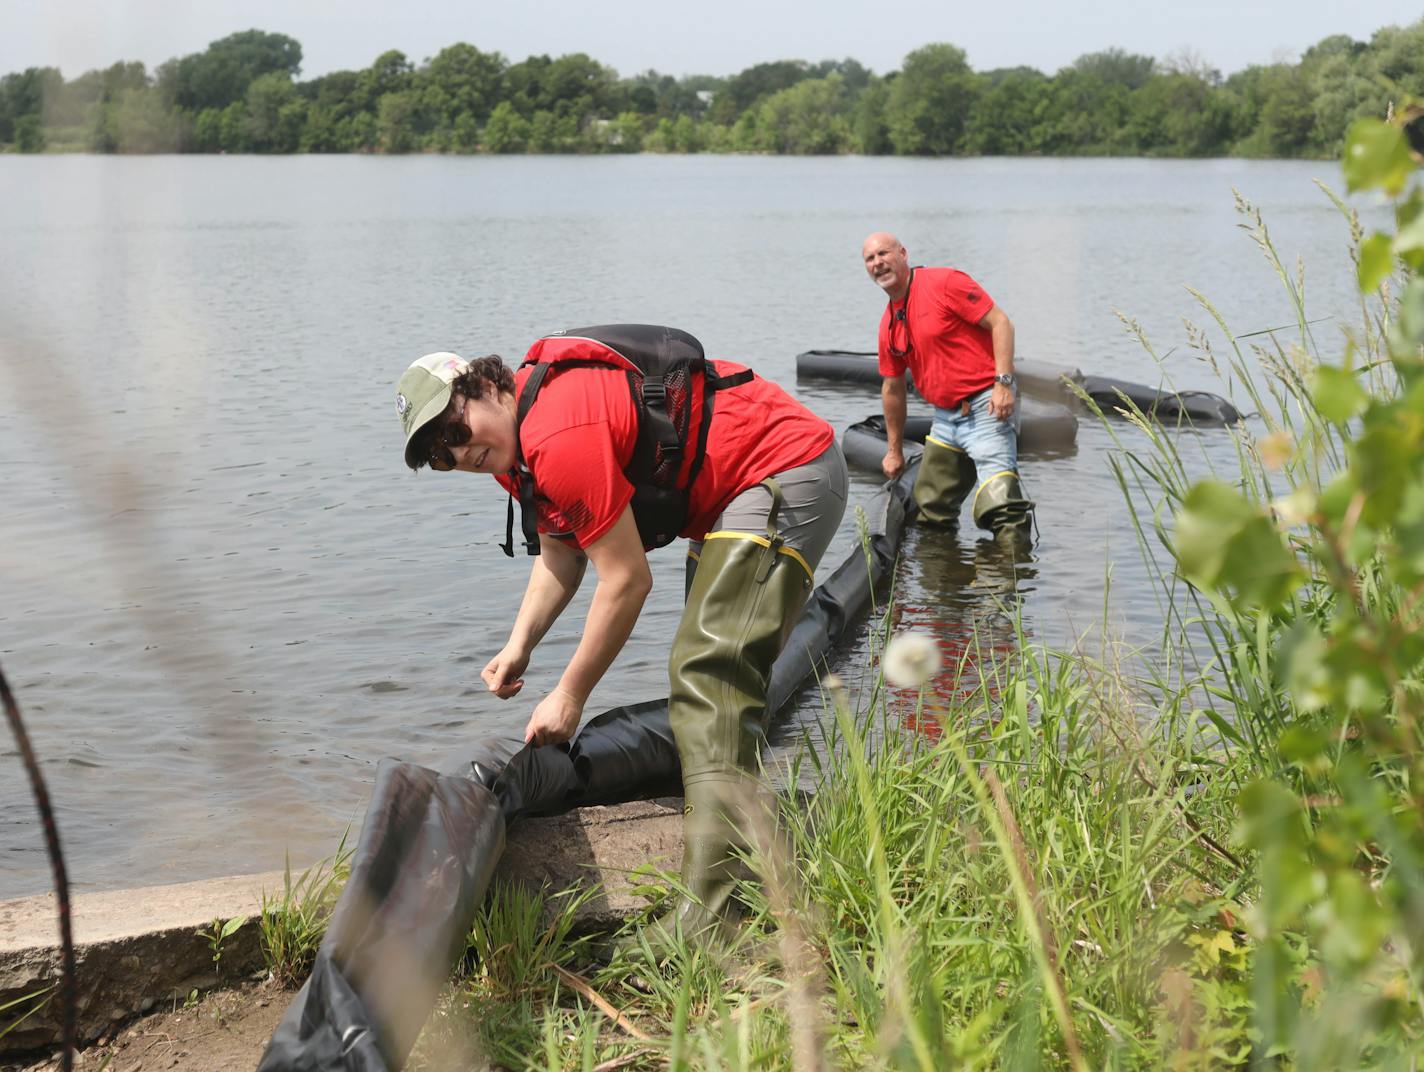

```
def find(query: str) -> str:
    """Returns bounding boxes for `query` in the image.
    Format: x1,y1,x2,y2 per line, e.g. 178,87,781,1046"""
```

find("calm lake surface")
0,154,1381,898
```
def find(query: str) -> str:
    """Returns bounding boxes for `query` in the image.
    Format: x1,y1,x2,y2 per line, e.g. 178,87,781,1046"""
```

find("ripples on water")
0,155,1378,897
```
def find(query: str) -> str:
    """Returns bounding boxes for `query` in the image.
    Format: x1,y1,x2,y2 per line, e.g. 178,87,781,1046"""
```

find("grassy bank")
242,117,1424,1069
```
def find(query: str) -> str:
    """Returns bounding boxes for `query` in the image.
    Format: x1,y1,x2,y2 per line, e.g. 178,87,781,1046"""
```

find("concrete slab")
0,871,283,1055
0,799,684,1056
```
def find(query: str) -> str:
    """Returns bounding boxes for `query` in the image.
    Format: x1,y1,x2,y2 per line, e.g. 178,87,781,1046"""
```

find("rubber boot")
656,528,814,944
913,436,977,527
972,470,1035,552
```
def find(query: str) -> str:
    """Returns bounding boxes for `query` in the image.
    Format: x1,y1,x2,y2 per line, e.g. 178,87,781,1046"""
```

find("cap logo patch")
395,393,409,416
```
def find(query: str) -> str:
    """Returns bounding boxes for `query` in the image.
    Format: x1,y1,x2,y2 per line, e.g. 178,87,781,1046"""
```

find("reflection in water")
887,526,1038,739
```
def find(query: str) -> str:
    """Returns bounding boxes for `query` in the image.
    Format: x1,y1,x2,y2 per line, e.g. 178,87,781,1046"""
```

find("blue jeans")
927,387,1021,502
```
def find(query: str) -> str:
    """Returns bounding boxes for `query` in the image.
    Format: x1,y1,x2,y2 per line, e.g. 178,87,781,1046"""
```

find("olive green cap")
395,352,468,468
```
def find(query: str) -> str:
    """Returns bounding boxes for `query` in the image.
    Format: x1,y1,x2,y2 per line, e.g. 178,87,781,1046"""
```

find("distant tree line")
2,23,1422,158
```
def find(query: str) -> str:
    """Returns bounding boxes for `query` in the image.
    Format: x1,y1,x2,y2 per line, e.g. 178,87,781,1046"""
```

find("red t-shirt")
877,267,997,409
494,354,834,549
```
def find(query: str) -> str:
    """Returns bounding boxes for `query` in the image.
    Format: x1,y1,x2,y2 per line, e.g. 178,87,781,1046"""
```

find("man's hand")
481,646,529,699
524,688,584,747
988,383,1016,421
882,446,906,479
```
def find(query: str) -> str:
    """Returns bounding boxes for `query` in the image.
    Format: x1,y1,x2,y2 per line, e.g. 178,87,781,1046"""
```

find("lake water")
0,154,1380,898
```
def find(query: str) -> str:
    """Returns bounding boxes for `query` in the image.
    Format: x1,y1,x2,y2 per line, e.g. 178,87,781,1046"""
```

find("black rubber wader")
660,489,814,941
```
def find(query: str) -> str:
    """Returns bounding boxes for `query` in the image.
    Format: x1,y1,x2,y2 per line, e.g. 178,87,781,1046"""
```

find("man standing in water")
862,232,1033,545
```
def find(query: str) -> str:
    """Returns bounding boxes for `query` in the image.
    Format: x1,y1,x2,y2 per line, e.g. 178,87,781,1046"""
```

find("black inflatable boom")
796,350,1240,425
257,464,920,1072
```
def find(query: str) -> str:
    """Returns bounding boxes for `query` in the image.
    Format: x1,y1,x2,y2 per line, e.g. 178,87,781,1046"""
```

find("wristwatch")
994,373,1015,386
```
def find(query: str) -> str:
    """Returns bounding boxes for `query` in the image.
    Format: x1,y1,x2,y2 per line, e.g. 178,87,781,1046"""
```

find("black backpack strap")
501,363,552,557
684,359,752,492
705,364,752,390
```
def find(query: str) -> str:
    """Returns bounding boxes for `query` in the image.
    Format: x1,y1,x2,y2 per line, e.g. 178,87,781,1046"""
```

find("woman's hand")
481,646,529,699
524,688,585,747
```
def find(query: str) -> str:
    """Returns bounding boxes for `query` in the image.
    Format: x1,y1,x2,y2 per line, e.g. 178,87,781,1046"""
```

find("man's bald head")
862,232,911,299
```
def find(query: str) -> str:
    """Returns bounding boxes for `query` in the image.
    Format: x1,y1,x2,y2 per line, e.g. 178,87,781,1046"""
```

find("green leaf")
1278,623,1330,712
1343,119,1414,195
1396,215,1424,273
1399,187,1424,230
1388,480,1424,585
1237,779,1305,853
1173,480,1304,611
1354,413,1415,527
1173,480,1256,582
1391,277,1424,350
1276,723,1328,763
1310,365,1368,424
1359,232,1396,290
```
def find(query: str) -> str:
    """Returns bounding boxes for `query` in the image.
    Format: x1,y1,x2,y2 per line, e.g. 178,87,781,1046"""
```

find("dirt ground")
3,980,285,1072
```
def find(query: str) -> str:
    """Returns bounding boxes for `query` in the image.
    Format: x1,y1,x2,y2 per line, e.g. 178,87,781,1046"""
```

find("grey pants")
687,441,849,582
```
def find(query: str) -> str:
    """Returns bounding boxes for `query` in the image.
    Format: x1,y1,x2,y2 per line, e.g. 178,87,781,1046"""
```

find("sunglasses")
426,397,470,471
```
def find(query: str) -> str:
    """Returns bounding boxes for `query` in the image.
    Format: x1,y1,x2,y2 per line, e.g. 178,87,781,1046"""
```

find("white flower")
882,631,942,688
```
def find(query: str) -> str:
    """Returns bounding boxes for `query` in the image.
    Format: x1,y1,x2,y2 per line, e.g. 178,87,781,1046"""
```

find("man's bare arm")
881,374,908,479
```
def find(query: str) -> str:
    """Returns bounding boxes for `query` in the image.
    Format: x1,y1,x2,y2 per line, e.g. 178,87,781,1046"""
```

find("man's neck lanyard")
887,267,915,359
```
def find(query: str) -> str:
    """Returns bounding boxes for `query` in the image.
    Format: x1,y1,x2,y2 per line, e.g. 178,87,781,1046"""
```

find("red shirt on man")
877,267,997,410
494,358,834,549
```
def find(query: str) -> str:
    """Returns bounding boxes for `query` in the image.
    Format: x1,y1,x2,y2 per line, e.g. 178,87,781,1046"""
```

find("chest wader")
912,435,977,526
913,435,1034,549
972,470,1034,551
660,480,813,942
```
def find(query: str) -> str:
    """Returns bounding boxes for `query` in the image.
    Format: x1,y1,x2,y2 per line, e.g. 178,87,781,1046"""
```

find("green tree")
1,67,62,143
756,76,852,154
99,86,183,152
376,91,420,152
601,111,645,152
809,57,873,94
708,59,810,124
526,108,578,151
14,114,43,151
171,30,301,112
853,77,892,154
963,67,1052,154
1305,49,1379,157
354,50,413,114
1127,73,1234,156
1040,66,1135,153
1069,48,1155,90
425,43,506,125
886,44,980,155
1250,65,1317,156
482,100,528,152
625,70,714,119
449,111,479,152
1366,20,1424,95
246,70,302,151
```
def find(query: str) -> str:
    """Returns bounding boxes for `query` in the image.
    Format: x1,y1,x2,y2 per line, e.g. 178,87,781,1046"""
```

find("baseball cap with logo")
395,352,470,469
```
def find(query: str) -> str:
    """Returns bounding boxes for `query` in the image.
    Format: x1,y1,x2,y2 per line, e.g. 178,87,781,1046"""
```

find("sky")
2,0,1421,82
